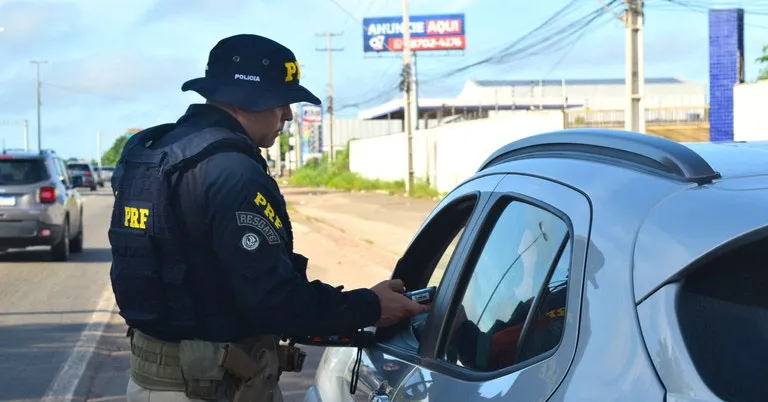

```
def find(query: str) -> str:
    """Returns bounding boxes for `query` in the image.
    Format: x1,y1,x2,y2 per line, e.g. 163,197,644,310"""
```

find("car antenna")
539,221,548,241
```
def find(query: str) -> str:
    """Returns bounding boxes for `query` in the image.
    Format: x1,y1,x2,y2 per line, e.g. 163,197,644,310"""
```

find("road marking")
41,284,116,402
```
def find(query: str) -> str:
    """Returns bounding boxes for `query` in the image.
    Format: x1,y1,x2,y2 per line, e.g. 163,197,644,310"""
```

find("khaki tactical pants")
128,330,300,402
127,378,283,402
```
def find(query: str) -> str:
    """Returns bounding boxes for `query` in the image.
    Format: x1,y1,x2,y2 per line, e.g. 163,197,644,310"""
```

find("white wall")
321,118,403,152
734,80,768,141
349,110,565,193
456,80,707,110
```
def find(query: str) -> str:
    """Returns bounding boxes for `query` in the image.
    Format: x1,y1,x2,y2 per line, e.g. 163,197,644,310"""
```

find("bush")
286,143,439,198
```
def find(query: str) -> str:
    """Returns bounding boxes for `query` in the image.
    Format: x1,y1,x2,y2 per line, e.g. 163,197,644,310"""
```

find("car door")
337,173,507,402
390,173,592,402
54,157,80,231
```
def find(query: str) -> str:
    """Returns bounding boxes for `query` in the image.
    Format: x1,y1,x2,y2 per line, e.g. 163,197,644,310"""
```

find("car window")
67,163,90,172
397,195,477,291
442,199,571,372
0,159,49,185
55,158,71,185
428,227,465,288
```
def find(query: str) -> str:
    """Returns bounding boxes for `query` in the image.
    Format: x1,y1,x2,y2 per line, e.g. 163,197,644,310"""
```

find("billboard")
362,14,466,53
298,104,323,157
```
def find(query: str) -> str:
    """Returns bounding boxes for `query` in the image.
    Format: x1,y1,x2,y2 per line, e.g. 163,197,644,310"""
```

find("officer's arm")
203,153,381,336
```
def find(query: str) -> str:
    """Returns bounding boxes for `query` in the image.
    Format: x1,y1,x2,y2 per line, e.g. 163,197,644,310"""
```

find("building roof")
357,97,581,120
472,77,685,87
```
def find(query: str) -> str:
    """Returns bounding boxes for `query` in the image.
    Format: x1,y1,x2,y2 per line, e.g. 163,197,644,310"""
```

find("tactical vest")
108,124,292,341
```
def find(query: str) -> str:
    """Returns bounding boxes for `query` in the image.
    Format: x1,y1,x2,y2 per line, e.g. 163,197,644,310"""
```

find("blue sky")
0,0,766,160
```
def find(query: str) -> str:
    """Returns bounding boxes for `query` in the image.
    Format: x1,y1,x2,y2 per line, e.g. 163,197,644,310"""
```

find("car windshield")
0,159,49,185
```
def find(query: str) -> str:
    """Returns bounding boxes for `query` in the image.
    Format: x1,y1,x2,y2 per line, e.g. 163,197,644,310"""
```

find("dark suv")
0,149,84,260
67,161,99,191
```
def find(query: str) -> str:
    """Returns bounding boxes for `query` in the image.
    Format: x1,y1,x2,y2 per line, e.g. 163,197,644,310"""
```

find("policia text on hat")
108,34,428,402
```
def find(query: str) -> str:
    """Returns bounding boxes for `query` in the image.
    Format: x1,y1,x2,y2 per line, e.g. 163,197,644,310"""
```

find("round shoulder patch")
241,232,260,251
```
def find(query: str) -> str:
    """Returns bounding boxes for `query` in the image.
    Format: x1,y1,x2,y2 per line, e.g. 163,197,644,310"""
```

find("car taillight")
39,186,56,203
84,171,92,176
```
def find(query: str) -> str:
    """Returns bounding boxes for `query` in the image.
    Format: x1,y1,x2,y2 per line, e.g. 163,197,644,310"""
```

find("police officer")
109,34,428,402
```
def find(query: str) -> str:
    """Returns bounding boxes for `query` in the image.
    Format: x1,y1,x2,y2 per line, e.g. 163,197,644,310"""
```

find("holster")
220,336,281,402
130,330,303,402
276,344,306,373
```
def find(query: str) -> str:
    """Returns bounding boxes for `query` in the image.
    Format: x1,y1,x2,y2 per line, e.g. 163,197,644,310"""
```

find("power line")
42,81,135,102
651,0,768,29
420,1,623,85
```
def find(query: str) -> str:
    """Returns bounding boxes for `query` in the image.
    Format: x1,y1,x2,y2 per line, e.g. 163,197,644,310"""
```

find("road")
0,185,438,401
0,188,116,401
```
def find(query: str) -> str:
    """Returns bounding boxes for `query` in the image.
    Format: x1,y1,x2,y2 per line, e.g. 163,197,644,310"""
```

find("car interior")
375,195,478,351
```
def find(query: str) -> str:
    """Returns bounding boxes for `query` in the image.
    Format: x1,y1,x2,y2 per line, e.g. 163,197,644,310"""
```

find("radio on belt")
404,286,436,305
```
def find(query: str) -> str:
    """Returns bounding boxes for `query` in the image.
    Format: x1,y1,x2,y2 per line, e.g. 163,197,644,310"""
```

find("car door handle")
369,393,390,402
369,382,391,402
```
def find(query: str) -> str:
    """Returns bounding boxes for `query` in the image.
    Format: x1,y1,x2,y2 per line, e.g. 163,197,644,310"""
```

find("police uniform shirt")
147,104,381,342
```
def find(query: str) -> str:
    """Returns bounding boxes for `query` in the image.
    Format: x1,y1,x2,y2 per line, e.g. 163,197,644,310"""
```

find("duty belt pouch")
178,340,227,400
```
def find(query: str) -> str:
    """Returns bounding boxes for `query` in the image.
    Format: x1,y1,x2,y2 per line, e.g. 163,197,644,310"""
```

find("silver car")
303,129,767,402
0,149,85,260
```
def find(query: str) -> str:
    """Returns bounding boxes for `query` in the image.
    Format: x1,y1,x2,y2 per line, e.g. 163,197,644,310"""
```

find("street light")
30,60,47,150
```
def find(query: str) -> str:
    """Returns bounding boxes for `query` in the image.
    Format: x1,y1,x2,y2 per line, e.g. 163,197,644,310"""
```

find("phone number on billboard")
388,35,465,51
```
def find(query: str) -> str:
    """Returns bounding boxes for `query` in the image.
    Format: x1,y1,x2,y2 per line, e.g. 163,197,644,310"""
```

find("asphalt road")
0,185,431,401
0,187,325,402
0,187,115,401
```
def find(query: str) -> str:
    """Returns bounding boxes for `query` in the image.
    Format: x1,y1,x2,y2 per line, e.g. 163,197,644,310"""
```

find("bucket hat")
182,34,322,111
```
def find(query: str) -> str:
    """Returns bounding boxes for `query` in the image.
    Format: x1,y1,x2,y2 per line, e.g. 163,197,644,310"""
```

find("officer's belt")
129,330,305,398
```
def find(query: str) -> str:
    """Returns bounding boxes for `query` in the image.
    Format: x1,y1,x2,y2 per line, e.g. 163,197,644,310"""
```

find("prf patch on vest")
122,201,153,233
236,212,280,244
252,192,283,230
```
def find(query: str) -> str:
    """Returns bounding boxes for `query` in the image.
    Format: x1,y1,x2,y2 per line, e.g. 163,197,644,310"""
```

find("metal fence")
566,105,710,128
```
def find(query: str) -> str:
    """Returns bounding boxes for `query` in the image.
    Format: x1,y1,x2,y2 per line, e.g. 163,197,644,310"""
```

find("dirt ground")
282,186,438,289
82,186,439,401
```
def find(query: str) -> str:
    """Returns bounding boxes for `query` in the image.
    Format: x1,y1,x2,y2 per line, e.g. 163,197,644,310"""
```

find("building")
357,77,708,128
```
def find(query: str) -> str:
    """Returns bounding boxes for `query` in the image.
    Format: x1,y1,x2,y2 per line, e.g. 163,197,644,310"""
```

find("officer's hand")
370,279,429,328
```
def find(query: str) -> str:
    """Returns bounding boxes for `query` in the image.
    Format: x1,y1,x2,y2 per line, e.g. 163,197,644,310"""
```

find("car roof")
0,149,58,160
475,129,768,302
681,141,768,179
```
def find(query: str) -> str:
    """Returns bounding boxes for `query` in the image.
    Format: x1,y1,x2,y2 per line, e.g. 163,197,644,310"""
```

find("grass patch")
285,143,440,199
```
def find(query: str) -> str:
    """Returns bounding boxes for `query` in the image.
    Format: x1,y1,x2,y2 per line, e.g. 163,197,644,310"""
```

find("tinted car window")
516,245,570,363
428,226,465,288
67,163,91,172
0,159,49,185
443,200,570,372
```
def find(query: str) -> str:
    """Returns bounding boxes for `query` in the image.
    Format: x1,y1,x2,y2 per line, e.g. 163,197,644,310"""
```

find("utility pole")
0,119,30,151
23,120,28,151
294,109,303,172
30,60,47,150
401,0,415,196
316,32,343,163
96,131,102,170
624,0,645,133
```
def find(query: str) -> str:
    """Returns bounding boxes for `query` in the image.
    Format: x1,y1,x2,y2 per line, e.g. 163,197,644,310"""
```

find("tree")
101,135,129,166
757,44,768,81
280,132,290,158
